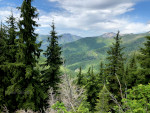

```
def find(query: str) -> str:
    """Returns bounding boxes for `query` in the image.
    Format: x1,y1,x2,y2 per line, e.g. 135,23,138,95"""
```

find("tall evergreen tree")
138,36,150,84
0,22,8,112
105,31,125,111
99,61,106,85
6,11,17,63
2,12,19,112
5,0,45,112
43,21,62,92
77,67,86,86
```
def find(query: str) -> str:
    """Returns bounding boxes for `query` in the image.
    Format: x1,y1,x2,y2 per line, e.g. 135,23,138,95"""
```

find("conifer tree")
0,14,18,111
138,36,150,84
77,67,86,86
95,85,110,113
127,54,138,88
3,12,19,112
0,22,8,112
43,21,62,92
6,11,17,63
85,67,101,112
105,31,125,111
99,61,106,85
6,0,45,111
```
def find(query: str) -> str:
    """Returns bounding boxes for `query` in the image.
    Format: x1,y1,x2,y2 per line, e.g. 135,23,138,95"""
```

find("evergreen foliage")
105,31,125,111
77,67,86,86
85,67,101,112
0,0,150,112
99,61,106,85
3,12,19,112
95,85,110,113
4,0,45,112
6,11,17,63
43,21,62,92
0,22,9,112
127,54,138,88
120,84,150,112
138,36,150,84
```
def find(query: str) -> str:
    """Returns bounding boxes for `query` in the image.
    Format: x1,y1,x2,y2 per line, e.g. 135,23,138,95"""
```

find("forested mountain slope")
61,32,150,72
37,33,83,50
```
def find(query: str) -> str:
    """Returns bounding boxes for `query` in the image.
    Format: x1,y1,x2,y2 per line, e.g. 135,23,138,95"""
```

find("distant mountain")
37,33,83,50
58,33,82,44
101,32,116,38
61,32,150,72
39,32,150,72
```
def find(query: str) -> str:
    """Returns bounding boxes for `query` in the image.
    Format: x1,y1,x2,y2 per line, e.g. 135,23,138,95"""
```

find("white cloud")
0,7,20,22
40,0,149,36
0,0,149,37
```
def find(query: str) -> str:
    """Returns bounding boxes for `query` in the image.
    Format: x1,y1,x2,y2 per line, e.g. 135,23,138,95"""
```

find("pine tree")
99,61,106,85
127,54,138,88
138,36,150,84
43,21,62,92
2,12,19,112
95,85,110,113
85,67,101,112
6,0,45,111
77,67,86,86
105,31,125,111
0,22,8,112
6,11,17,63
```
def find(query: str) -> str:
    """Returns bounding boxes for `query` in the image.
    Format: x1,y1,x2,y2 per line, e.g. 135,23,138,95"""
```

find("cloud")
0,7,20,22
43,0,135,28
0,0,149,37
42,0,149,36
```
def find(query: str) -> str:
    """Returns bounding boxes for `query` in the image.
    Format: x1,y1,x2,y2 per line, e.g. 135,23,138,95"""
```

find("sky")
0,0,150,37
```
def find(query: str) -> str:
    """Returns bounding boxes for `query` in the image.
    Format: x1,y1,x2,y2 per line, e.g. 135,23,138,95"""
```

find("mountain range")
39,32,150,72
37,33,83,50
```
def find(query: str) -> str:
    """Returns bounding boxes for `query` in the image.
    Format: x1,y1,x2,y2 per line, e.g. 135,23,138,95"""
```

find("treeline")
0,0,62,112
1,0,150,113
76,31,150,113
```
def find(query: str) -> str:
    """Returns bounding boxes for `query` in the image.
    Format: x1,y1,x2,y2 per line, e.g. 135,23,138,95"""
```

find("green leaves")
52,101,71,113
120,84,150,112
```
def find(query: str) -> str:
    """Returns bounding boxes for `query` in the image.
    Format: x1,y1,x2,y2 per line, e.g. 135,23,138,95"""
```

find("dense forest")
1,0,150,113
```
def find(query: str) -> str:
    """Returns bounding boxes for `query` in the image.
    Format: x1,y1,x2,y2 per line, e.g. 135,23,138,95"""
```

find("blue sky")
0,0,150,37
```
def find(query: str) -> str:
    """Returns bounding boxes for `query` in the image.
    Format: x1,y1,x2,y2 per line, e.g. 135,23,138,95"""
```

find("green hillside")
37,33,83,51
61,32,150,72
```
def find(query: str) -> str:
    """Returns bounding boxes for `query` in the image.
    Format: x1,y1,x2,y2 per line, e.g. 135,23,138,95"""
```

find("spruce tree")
6,11,17,63
105,31,125,111
95,85,110,113
77,67,86,86
138,36,150,84
43,21,62,92
99,61,106,85
127,54,138,88
85,67,101,112
0,14,18,111
6,0,46,111
3,12,19,112
0,22,8,112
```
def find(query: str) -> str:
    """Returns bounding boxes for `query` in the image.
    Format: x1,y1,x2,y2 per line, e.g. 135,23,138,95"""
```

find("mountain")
58,33,82,44
61,32,150,72
39,32,150,72
101,32,116,38
37,33,83,50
